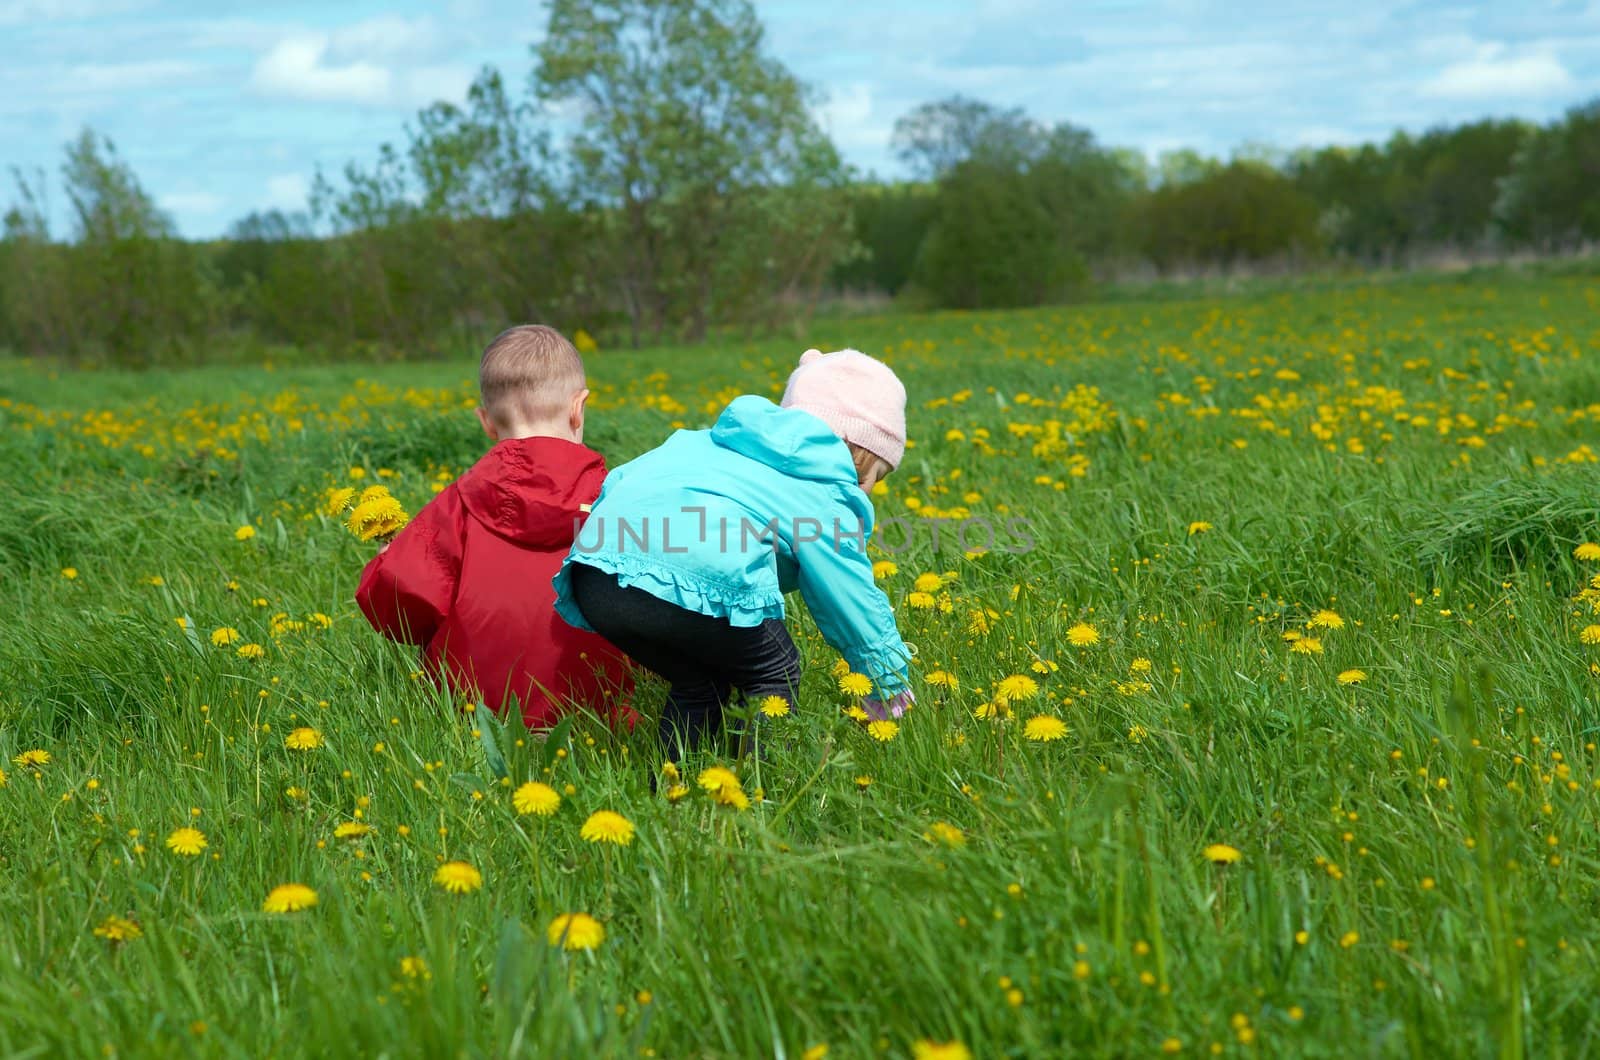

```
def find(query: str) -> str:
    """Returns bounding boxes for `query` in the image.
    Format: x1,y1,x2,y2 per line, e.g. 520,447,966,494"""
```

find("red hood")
455,437,607,549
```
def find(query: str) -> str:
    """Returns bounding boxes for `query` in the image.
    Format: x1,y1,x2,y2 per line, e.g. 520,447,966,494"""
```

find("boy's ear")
569,388,590,439
475,406,499,441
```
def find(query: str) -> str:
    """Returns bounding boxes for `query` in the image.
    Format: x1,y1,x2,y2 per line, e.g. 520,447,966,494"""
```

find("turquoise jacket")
553,396,912,695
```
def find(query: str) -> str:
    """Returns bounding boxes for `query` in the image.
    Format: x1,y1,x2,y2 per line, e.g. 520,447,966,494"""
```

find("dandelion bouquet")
325,484,410,543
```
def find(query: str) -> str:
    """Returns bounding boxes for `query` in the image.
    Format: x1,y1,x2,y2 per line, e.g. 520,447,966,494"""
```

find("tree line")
3,0,1598,365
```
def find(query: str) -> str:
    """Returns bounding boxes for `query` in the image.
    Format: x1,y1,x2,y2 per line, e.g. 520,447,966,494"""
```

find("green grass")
4,274,1600,1057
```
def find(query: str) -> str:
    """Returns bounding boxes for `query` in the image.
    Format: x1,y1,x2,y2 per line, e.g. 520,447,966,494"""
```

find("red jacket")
355,436,633,729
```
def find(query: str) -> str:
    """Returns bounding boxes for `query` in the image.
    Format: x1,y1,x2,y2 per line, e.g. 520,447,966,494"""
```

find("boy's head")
476,325,589,442
780,347,906,489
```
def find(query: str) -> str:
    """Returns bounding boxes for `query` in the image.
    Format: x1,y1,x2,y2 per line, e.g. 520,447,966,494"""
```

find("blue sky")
4,0,1598,238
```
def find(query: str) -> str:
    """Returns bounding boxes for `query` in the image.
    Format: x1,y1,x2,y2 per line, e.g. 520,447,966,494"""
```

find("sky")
3,0,1598,239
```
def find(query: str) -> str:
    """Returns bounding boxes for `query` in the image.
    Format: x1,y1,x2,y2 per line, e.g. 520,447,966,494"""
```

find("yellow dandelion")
236,642,266,660
323,486,356,516
713,784,750,811
1290,637,1324,655
1129,657,1152,674
1127,724,1149,743
1337,669,1368,685
580,810,635,846
61,567,79,579
758,695,791,718
93,915,143,942
234,525,257,541
697,766,741,794
802,1046,830,1060
925,670,959,689
209,626,241,647
0,767,7,787
546,912,605,951
872,560,899,579
1580,625,1600,646
333,822,372,840
1309,609,1345,630
1575,543,1600,561
434,861,483,894
973,700,1009,721
1204,843,1243,865
1187,521,1213,535
1067,622,1099,646
665,784,690,803
994,674,1039,704
925,821,966,847
346,493,410,542
911,1042,972,1060
13,749,50,769
913,572,944,592
513,781,561,817
284,727,324,751
165,827,207,857
867,719,900,742
1023,715,1068,742
907,590,937,610
843,704,870,723
399,956,431,980
838,672,873,697
262,883,318,913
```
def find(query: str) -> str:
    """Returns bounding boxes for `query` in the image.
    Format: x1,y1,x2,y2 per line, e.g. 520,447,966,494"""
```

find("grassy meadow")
5,272,1600,1058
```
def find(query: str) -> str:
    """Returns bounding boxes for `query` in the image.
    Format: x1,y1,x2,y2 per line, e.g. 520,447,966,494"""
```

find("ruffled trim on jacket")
555,554,786,631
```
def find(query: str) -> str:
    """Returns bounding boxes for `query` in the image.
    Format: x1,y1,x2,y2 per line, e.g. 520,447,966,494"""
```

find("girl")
553,348,915,757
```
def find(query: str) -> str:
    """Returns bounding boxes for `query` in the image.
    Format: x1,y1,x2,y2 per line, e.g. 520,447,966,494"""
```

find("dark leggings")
567,562,801,759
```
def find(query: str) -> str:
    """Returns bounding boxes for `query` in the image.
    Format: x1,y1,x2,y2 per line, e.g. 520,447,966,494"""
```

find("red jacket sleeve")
355,486,465,646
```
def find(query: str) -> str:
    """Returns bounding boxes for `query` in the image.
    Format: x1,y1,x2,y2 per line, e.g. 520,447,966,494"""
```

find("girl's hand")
862,690,914,720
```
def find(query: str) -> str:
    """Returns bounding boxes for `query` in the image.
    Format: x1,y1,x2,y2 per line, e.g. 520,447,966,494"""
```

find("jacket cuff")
846,639,913,696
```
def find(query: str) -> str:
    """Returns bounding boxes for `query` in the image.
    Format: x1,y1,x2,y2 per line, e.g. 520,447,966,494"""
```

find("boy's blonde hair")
479,325,587,429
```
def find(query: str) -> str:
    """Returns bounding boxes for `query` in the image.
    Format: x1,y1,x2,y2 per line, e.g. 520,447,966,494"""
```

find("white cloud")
265,172,308,211
251,36,393,105
1421,45,1574,101
161,190,223,217
817,82,884,154
248,15,472,108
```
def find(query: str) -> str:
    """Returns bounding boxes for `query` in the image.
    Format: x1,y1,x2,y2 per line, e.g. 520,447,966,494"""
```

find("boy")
356,324,631,729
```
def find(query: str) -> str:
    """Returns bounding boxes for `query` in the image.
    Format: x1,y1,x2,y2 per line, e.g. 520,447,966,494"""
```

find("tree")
914,159,1068,308
534,0,852,343
1135,162,1321,271
15,129,217,364
61,129,174,243
896,98,1139,307
1495,100,1600,249
891,96,1041,178
0,168,75,355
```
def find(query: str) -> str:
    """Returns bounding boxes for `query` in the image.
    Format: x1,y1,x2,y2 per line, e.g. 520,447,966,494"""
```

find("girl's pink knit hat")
780,347,907,469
